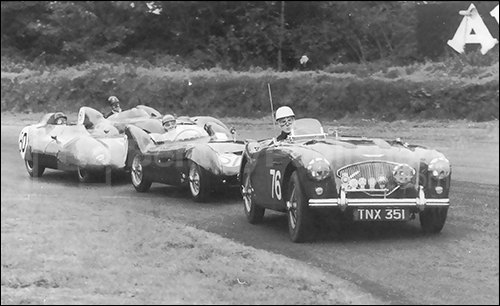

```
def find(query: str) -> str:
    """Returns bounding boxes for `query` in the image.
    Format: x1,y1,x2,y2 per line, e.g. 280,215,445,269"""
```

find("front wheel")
419,206,448,234
25,155,45,177
188,161,211,203
242,165,264,223
131,154,152,192
287,171,316,243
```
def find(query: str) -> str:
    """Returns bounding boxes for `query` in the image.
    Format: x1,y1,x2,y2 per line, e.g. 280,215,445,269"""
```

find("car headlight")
428,157,451,179
306,157,331,181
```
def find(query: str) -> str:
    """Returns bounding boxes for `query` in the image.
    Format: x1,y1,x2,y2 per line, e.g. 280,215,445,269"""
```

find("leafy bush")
1,57,498,121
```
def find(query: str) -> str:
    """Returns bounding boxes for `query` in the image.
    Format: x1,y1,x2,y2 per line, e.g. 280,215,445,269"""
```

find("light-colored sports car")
18,111,127,183
18,105,164,182
240,118,451,242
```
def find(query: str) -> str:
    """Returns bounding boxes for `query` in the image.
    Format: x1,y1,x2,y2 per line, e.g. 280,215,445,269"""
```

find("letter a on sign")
447,3,498,54
491,4,499,24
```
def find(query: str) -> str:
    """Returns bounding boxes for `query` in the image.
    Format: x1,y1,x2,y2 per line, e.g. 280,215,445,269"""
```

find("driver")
104,96,122,118
275,106,296,141
53,112,67,125
162,114,177,133
150,114,178,143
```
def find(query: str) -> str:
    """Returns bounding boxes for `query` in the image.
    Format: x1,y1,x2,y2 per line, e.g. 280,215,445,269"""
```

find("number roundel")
219,154,241,167
77,108,85,125
270,169,282,200
18,127,30,159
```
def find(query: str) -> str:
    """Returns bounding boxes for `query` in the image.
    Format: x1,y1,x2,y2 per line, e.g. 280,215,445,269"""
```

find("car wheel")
419,206,448,234
25,154,45,177
131,154,152,192
287,171,316,243
242,165,264,223
188,161,210,203
77,166,93,183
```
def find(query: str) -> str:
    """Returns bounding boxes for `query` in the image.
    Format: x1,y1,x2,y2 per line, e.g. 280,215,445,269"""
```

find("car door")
251,145,289,210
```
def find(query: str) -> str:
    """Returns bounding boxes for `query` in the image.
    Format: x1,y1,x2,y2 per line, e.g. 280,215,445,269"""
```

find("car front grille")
336,161,404,196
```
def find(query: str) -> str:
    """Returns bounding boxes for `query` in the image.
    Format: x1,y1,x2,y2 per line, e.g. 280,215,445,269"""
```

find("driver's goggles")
277,117,294,125
163,121,176,128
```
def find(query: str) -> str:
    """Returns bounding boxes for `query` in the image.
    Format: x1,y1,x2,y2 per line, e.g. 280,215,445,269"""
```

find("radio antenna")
268,83,277,136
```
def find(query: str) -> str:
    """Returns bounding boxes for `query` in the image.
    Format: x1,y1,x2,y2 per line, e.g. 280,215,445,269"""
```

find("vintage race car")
18,111,128,183
240,118,451,242
126,116,245,202
77,105,165,169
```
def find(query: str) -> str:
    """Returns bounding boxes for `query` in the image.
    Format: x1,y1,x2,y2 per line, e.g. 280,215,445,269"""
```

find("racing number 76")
269,169,282,200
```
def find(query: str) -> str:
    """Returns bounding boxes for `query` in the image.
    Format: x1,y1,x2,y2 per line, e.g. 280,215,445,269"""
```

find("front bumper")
308,186,449,211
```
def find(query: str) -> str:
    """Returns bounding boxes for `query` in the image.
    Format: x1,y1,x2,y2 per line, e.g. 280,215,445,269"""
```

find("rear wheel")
188,161,211,202
131,154,152,192
287,171,316,243
419,206,448,234
242,165,265,223
25,155,45,177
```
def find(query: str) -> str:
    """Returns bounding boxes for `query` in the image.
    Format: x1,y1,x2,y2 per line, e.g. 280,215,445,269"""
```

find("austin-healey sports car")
126,116,245,202
240,118,451,242
18,111,128,183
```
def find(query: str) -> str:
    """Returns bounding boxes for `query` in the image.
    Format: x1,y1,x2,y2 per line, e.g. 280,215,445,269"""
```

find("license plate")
353,208,409,221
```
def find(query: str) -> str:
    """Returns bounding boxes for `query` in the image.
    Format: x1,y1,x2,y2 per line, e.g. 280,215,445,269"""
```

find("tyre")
419,206,448,234
25,154,45,177
287,171,316,243
131,154,152,192
242,165,265,223
188,161,211,203
77,166,93,183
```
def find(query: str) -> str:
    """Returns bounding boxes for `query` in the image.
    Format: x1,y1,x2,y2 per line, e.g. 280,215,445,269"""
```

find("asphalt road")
2,124,499,305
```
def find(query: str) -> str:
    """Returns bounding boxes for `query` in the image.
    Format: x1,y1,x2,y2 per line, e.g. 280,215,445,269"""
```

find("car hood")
281,137,447,172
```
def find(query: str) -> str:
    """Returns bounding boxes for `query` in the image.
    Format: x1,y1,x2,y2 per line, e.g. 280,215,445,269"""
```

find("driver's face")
111,103,121,113
55,117,67,125
278,116,295,133
163,120,176,132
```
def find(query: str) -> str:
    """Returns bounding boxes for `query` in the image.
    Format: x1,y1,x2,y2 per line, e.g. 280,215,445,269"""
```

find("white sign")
447,3,499,54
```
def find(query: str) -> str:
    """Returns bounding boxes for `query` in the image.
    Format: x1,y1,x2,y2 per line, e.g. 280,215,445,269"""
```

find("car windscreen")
290,118,324,137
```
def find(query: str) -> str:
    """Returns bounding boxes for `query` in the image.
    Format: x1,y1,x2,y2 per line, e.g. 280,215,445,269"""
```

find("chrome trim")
308,186,449,211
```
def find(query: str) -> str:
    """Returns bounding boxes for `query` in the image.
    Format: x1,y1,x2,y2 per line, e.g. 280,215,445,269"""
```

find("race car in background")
18,111,128,183
77,105,165,169
126,116,245,202
240,118,451,242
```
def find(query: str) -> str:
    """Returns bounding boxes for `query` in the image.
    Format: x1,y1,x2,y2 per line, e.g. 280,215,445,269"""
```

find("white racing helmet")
108,96,120,105
275,106,295,121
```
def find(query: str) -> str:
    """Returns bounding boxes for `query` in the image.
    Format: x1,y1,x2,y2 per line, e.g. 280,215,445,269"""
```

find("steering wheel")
173,129,202,141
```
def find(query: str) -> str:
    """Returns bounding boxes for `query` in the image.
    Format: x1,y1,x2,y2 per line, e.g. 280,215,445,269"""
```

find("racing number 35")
270,169,282,200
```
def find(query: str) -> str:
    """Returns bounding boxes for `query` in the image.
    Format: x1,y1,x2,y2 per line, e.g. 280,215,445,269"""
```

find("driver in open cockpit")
149,114,178,143
162,114,177,133
275,106,296,141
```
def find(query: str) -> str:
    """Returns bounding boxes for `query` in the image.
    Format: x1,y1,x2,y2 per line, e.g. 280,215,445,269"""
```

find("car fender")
186,144,223,176
125,124,155,154
136,105,162,118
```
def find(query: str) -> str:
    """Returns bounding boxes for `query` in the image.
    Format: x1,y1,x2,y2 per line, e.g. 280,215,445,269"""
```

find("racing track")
1,124,499,305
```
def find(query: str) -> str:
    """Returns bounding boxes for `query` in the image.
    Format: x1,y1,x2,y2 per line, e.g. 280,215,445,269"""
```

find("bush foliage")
1,57,498,122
